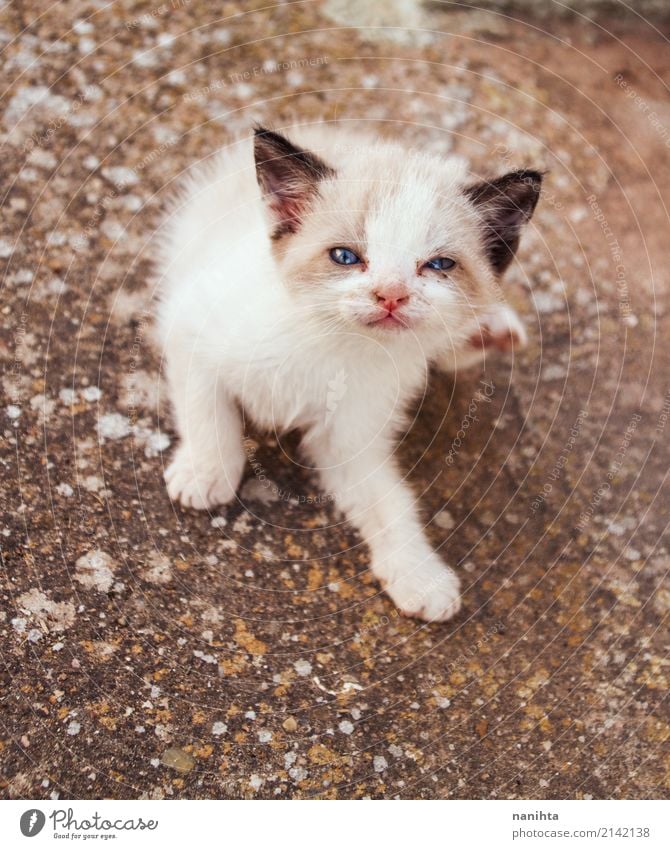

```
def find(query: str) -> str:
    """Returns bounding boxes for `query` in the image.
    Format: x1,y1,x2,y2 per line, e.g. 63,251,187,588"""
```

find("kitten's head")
254,126,541,351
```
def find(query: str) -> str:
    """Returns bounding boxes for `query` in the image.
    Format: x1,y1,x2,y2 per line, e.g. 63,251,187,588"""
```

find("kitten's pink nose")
374,285,410,313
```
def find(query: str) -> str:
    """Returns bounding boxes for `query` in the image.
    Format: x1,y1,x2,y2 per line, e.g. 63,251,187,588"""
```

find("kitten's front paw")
164,446,240,510
381,553,461,622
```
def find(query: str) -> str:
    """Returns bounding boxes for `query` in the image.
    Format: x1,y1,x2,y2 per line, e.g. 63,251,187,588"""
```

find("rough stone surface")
1,2,669,800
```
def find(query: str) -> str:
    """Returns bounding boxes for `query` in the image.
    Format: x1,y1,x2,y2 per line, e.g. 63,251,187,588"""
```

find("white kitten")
156,124,541,621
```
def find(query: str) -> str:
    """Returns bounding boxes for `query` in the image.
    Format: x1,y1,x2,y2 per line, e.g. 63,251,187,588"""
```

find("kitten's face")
254,128,541,350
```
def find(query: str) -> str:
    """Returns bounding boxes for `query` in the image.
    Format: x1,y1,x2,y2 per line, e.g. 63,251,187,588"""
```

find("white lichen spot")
6,405,21,420
17,589,76,632
338,720,354,735
193,650,217,665
257,730,272,743
56,482,74,497
74,549,116,592
142,552,172,585
240,477,279,505
433,691,451,709
373,755,388,773
101,166,139,187
289,765,307,782
434,509,456,530
232,512,253,534
144,431,170,458
101,219,125,241
293,659,312,677
97,412,131,441
66,720,81,736
59,388,77,405
29,394,56,423
81,386,102,402
212,721,228,736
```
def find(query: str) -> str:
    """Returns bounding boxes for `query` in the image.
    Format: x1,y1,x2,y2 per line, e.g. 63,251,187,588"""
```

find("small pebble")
161,747,195,774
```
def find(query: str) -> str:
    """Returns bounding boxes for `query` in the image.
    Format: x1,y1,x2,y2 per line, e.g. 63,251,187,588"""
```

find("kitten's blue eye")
329,247,361,266
424,257,456,271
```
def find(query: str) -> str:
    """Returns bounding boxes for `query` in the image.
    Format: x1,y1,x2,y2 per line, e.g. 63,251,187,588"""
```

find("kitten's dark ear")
254,126,335,238
465,169,543,274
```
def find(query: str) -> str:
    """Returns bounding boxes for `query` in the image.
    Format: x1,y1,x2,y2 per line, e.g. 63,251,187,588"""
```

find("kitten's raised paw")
469,306,527,352
383,555,461,622
164,447,239,510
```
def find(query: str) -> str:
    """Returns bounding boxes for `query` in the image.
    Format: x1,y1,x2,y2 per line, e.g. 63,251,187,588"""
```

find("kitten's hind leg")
163,358,246,510
438,304,527,373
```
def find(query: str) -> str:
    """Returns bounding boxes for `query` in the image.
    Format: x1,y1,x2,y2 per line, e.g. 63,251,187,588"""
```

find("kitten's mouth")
366,312,408,330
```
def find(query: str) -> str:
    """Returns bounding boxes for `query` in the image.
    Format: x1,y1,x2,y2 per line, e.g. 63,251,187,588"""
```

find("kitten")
156,124,541,621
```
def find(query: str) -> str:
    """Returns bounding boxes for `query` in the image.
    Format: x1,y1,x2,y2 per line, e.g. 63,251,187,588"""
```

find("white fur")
156,125,530,621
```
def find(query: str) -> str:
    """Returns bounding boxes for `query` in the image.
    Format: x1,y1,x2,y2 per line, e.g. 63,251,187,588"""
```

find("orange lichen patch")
516,668,550,699
80,640,119,661
593,741,610,758
152,668,169,681
643,718,670,744
448,669,468,688
636,657,669,691
195,744,214,758
191,710,207,725
478,670,502,699
307,565,324,591
87,700,117,730
154,709,172,724
219,655,248,675
233,619,267,656
522,703,552,733
308,744,340,765
403,744,424,763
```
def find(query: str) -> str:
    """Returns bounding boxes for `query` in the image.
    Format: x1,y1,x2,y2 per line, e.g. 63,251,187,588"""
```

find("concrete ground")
1,1,669,800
